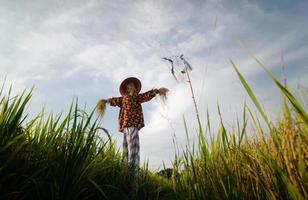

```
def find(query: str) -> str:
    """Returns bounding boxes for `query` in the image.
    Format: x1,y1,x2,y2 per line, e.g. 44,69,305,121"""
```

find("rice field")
0,61,307,200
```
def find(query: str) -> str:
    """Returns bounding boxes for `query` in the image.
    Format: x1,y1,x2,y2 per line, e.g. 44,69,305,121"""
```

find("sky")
1,0,307,170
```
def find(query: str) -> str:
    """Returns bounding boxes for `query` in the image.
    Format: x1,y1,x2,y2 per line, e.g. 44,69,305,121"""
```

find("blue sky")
1,0,307,169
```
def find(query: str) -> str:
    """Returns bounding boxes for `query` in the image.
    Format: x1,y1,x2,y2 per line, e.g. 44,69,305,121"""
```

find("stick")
185,68,203,134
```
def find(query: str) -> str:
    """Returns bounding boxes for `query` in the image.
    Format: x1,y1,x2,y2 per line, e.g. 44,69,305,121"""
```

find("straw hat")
119,77,142,95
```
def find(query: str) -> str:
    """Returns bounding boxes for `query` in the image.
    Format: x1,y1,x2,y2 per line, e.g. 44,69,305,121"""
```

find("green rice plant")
171,60,307,200
251,56,307,126
0,87,175,200
0,87,32,173
1,56,307,200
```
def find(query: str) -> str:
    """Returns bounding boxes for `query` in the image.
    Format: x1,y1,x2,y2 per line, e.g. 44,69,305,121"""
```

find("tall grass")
0,88,174,200
171,60,307,199
0,60,307,199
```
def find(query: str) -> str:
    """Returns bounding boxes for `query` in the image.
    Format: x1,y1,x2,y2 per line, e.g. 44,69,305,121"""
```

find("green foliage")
0,60,307,199
0,89,173,200
171,61,307,200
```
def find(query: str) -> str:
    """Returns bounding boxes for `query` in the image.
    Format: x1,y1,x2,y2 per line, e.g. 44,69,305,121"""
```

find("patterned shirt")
109,89,157,133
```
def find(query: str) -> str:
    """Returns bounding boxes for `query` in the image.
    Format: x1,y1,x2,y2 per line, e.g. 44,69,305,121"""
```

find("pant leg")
124,127,140,189
123,131,129,163
128,127,140,175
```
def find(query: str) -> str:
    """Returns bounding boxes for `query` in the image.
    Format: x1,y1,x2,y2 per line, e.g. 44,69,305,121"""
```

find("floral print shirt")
109,89,157,133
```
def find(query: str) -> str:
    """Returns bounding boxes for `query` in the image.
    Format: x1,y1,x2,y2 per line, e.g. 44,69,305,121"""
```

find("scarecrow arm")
138,89,158,103
108,97,123,107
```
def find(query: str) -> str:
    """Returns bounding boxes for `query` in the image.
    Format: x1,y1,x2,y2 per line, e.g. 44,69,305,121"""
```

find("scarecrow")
96,77,169,188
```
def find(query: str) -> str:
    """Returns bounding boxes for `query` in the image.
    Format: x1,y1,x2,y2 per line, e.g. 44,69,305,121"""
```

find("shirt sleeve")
109,97,123,107
138,89,157,103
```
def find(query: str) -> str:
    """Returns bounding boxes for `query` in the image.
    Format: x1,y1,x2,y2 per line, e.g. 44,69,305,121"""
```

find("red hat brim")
119,77,142,95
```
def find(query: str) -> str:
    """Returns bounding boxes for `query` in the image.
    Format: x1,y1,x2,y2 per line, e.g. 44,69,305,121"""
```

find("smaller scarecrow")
96,77,168,188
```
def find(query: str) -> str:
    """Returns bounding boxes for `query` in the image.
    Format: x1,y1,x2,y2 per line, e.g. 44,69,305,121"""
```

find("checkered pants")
123,127,140,181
